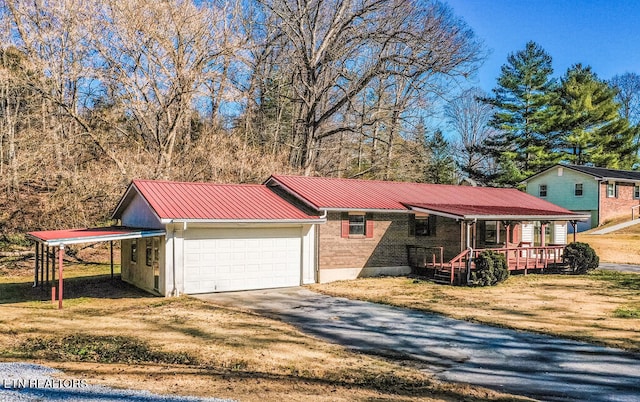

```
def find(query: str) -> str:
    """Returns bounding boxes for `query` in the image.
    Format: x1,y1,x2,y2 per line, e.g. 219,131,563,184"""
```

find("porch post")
110,240,114,279
45,246,49,285
505,223,511,247
571,221,577,243
34,242,39,287
58,245,65,310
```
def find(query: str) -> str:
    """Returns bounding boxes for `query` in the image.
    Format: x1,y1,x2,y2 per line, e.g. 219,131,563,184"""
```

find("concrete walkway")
599,263,640,274
591,219,640,234
198,288,640,402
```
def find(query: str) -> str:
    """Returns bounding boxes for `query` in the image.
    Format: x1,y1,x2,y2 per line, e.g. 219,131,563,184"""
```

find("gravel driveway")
199,287,640,402
0,363,232,402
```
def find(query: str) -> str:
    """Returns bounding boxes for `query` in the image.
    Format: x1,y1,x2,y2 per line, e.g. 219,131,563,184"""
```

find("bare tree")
256,0,482,175
445,87,497,183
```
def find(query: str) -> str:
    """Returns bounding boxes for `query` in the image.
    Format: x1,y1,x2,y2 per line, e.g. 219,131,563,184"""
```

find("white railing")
632,205,640,220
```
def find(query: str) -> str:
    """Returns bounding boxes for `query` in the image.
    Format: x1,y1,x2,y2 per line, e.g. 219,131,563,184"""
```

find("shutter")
365,213,374,238
341,212,349,238
408,214,416,236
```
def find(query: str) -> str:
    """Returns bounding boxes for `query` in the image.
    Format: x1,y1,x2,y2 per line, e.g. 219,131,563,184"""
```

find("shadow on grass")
57,363,530,402
0,275,152,304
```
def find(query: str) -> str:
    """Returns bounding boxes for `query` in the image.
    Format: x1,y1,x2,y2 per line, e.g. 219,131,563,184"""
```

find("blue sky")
446,0,640,92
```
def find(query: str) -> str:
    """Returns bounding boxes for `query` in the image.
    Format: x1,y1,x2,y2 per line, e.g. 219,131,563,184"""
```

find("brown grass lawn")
576,232,640,264
311,272,640,353
0,263,527,402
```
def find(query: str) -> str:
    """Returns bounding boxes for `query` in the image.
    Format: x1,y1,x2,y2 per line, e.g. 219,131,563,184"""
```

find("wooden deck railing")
407,244,567,285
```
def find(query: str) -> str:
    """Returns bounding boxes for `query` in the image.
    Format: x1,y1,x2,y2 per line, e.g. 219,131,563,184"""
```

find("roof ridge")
564,164,640,175
272,174,475,188
133,179,264,187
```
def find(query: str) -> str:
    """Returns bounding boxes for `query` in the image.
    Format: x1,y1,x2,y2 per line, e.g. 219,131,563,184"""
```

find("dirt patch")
576,233,640,264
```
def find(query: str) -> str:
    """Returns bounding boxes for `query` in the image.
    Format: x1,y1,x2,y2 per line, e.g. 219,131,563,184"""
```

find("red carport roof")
268,175,586,219
26,226,166,246
117,180,321,221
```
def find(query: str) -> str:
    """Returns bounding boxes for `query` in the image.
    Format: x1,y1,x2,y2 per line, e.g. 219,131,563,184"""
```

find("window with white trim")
635,185,640,199
607,182,617,198
539,184,547,197
574,183,583,197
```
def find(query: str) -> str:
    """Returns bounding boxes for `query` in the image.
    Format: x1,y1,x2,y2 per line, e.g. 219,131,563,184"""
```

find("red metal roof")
27,227,166,246
130,180,319,221
269,175,579,217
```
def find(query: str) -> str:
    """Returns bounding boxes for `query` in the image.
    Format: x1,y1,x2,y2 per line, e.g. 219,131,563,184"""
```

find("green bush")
564,242,599,274
471,250,509,286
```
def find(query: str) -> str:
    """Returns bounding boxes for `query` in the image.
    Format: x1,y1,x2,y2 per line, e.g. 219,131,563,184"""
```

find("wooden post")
45,246,49,285
40,242,45,289
110,241,114,279
58,245,64,310
52,246,56,283
34,242,39,287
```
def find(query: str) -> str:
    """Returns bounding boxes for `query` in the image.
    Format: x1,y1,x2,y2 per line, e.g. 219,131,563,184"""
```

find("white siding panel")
521,223,534,244
553,222,567,245
183,227,302,293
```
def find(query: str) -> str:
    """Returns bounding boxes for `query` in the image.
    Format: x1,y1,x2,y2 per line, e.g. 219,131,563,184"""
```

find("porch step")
433,269,453,284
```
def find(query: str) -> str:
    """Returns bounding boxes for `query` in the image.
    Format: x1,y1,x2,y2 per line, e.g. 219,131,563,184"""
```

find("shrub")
564,242,599,274
471,250,509,286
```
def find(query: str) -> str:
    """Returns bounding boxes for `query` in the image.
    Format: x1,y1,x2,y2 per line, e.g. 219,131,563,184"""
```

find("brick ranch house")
28,175,587,297
523,164,640,231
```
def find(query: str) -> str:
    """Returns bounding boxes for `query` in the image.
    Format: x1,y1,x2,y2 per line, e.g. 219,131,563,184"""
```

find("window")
130,240,137,263
348,214,366,235
574,183,583,197
145,238,153,266
485,221,497,243
635,185,640,199
539,184,547,197
415,216,434,237
607,182,617,198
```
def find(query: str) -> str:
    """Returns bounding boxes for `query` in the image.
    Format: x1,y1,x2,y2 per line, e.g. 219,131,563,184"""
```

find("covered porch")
405,202,589,285
26,226,165,309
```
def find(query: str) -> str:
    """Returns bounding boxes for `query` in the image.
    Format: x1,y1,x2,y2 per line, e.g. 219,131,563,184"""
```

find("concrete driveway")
197,288,640,402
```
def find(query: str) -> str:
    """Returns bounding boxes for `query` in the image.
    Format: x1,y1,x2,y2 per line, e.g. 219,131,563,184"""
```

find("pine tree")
424,130,456,184
482,41,560,186
552,64,639,168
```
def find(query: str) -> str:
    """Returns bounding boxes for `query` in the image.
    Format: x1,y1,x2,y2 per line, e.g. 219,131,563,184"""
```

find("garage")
183,227,303,293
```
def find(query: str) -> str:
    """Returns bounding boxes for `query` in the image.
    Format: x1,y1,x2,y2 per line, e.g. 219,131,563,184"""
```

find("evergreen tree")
552,64,639,168
482,41,560,186
424,130,456,184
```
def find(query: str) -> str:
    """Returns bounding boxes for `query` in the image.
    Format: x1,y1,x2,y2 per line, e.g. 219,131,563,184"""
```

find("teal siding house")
523,165,640,232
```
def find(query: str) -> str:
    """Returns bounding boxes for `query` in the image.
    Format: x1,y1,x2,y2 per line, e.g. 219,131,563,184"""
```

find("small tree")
471,250,509,286
564,242,599,274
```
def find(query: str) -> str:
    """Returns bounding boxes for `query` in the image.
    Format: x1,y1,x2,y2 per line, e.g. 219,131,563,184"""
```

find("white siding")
553,222,567,245
120,191,163,229
521,223,534,244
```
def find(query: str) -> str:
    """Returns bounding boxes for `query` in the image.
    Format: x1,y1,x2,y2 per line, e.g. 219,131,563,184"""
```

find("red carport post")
58,244,65,310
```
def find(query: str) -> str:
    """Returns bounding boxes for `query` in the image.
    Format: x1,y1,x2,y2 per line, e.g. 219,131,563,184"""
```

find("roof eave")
27,229,167,247
463,214,591,221
161,218,326,225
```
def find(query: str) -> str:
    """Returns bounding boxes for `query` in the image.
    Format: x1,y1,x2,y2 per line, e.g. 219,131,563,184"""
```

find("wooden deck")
407,244,567,285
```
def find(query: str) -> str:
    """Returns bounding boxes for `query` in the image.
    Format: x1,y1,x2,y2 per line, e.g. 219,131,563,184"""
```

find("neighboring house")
28,175,587,296
523,164,640,231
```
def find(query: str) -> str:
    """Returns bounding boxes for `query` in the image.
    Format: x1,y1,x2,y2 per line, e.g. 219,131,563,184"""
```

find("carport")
26,227,165,309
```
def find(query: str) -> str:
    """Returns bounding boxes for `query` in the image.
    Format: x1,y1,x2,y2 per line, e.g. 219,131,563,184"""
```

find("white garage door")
183,227,301,293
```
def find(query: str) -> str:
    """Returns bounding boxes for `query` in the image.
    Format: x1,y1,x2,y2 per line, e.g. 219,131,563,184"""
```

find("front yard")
0,263,525,402
312,271,640,352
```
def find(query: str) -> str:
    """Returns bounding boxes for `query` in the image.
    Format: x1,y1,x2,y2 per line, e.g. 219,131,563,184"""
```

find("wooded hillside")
0,0,482,235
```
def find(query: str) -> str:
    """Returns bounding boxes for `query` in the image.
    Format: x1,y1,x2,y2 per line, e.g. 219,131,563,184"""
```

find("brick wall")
318,212,462,269
599,182,640,224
